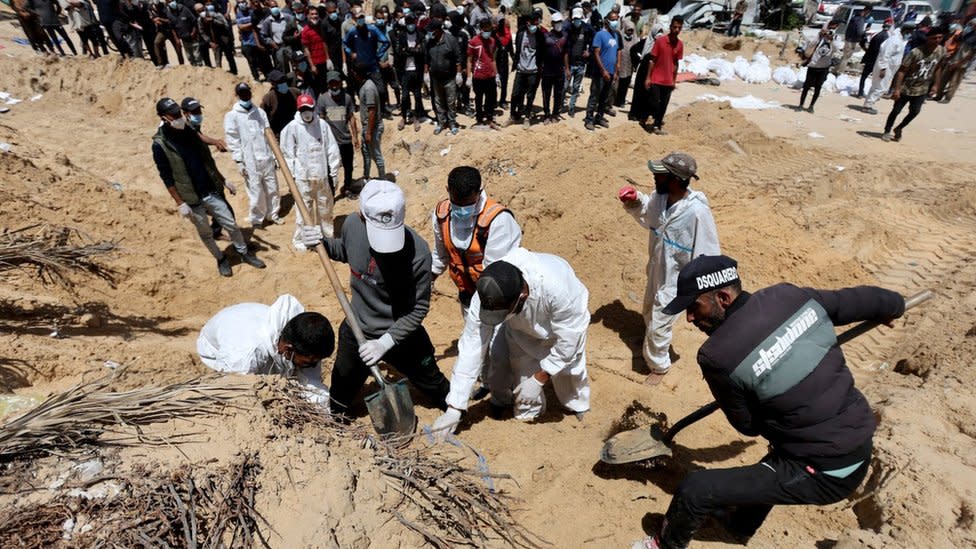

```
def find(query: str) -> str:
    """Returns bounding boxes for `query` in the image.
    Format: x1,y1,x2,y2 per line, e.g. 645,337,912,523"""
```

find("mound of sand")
2,31,976,549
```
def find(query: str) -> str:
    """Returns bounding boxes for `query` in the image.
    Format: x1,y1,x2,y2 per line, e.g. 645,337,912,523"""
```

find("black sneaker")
595,118,610,128
240,252,266,269
893,127,902,142
584,121,595,131
217,256,232,277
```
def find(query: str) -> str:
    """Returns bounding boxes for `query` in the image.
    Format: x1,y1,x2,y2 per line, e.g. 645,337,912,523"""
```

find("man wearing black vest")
151,97,266,278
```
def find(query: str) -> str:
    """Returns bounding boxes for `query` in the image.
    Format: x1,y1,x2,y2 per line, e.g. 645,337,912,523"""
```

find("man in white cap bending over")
430,247,591,438
302,179,451,418
197,294,334,404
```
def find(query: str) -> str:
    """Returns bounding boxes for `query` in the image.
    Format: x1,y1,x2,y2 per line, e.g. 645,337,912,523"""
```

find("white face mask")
300,110,315,123
169,117,186,130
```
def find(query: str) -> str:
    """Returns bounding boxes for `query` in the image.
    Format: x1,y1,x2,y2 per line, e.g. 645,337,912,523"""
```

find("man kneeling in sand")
197,294,334,405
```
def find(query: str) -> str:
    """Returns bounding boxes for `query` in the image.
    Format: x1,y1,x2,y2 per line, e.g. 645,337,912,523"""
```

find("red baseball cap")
297,94,315,110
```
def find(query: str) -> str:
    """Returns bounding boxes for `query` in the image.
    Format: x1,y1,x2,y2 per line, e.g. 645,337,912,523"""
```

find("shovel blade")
364,379,416,441
600,424,673,464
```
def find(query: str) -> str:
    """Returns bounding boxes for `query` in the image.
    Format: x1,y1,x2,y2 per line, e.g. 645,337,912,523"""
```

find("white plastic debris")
839,115,861,123
696,94,782,110
74,460,104,482
439,145,451,156
104,360,121,369
0,142,11,153
808,132,825,139
30,94,43,102
835,165,846,171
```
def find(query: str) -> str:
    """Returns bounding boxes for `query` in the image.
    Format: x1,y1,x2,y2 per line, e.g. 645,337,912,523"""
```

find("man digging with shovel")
632,255,907,549
302,180,451,419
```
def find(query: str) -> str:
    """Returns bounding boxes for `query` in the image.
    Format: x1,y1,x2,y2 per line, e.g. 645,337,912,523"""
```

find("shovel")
600,289,934,465
263,128,416,441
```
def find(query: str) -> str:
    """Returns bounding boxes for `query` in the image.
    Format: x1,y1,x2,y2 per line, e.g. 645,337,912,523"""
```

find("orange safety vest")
435,197,512,296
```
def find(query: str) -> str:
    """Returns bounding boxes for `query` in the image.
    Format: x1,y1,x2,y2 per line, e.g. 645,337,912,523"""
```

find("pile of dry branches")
271,382,547,549
0,370,246,462
0,224,119,287
0,454,269,548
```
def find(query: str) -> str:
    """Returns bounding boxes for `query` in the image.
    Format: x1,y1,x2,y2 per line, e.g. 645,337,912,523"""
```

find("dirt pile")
2,38,976,548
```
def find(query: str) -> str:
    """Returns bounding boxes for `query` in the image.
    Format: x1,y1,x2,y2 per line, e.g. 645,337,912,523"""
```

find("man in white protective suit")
617,152,720,385
863,23,909,115
197,294,334,405
224,82,284,229
430,248,591,438
280,93,342,250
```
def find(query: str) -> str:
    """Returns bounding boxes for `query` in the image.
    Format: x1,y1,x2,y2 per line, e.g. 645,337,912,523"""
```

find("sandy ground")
2,9,976,549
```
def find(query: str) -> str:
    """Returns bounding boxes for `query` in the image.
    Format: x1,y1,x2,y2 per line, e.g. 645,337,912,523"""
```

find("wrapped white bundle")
822,73,838,93
792,66,807,89
772,66,798,86
707,58,737,80
681,54,712,76
834,74,859,95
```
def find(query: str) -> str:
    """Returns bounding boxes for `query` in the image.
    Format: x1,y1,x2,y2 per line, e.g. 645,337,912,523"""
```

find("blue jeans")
361,125,385,179
565,64,587,113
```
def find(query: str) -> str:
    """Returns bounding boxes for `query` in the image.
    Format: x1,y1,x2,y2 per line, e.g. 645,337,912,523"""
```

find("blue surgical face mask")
276,82,289,93
330,87,342,96
270,7,280,17
239,99,253,109
188,113,203,126
527,24,537,33
298,61,308,71
328,11,338,21
553,22,563,32
608,19,619,30
426,32,433,41
376,18,386,27
168,1,177,9
572,19,581,28
403,7,411,16
451,203,478,220
407,23,416,32
206,5,215,13
356,17,365,27
296,12,305,21
481,30,491,39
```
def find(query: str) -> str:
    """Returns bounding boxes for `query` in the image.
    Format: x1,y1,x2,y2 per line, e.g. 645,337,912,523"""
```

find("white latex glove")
430,407,462,441
326,59,335,71
513,375,544,408
423,72,431,87
465,75,473,88
177,202,192,219
454,73,463,87
495,74,500,87
358,333,395,366
224,181,237,195
301,225,324,248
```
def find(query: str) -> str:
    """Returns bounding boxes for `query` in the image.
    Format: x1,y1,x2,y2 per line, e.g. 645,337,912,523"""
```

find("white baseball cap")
551,11,564,22
360,180,406,253
571,7,583,19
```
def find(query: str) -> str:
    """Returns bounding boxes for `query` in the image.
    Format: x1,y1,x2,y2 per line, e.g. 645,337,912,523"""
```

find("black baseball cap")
662,255,740,315
180,97,202,112
268,69,287,84
477,261,524,326
156,97,181,117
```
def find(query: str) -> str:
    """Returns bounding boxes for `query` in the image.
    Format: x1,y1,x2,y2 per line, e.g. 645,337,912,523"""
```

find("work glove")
358,333,395,366
512,375,544,408
423,72,431,87
430,407,462,441
326,59,334,71
301,225,324,248
224,181,237,195
177,202,192,219
618,185,638,203
454,73,463,87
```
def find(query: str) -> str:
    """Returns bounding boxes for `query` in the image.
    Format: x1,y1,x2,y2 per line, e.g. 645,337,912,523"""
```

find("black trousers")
615,74,632,106
216,38,238,75
510,71,539,120
338,142,354,189
399,70,425,120
540,74,564,117
585,75,612,123
497,55,510,104
473,77,497,123
858,61,874,96
649,84,674,129
800,66,828,108
659,449,870,549
329,321,449,417
884,94,926,133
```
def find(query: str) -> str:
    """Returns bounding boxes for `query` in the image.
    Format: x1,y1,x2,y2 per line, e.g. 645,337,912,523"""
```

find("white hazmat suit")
625,189,720,375
280,111,342,249
197,294,329,405
864,31,907,110
224,103,281,226
445,248,591,420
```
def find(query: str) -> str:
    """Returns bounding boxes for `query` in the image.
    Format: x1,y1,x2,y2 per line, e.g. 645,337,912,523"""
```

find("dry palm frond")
0,224,119,287
270,382,548,549
0,454,271,549
0,369,246,462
